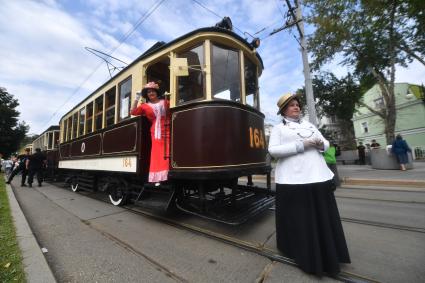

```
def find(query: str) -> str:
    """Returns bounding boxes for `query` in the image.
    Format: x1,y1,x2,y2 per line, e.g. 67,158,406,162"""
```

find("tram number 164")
122,157,132,168
249,127,265,149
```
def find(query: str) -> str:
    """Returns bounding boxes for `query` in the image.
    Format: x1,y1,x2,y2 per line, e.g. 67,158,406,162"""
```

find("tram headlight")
250,38,261,49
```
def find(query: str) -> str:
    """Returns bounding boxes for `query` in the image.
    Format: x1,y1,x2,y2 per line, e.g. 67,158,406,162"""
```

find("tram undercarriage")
63,171,274,225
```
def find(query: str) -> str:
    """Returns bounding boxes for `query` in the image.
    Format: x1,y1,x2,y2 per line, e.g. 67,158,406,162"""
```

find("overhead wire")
41,0,167,129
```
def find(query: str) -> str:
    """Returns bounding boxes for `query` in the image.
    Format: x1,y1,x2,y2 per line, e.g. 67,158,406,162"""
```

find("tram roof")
60,27,264,121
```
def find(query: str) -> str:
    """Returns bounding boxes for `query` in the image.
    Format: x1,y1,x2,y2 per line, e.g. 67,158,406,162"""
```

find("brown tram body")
50,24,273,224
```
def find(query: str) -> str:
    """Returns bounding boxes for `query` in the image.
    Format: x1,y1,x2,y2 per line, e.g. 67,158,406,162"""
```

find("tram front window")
177,45,204,104
211,44,241,102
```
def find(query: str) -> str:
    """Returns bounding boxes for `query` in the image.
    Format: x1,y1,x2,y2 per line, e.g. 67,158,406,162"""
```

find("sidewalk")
245,161,425,189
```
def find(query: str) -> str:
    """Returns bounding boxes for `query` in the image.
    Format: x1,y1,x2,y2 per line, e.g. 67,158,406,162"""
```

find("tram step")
134,185,175,212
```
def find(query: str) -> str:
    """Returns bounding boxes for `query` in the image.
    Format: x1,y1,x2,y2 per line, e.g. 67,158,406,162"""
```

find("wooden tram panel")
170,100,268,179
58,117,151,178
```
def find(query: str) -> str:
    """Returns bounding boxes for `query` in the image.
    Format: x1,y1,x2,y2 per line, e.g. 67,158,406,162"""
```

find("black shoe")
21,184,27,187
28,184,32,188
6,181,10,184
38,184,42,187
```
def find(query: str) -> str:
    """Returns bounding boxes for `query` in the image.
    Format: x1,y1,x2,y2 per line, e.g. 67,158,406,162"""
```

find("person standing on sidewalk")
26,148,46,187
6,148,30,186
268,93,350,276
357,141,366,165
391,134,411,171
323,142,341,188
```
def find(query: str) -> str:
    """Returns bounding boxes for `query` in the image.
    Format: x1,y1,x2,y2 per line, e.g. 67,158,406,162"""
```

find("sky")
1,0,424,135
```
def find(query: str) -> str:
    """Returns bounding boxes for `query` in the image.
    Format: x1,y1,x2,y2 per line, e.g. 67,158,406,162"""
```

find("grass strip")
0,173,26,282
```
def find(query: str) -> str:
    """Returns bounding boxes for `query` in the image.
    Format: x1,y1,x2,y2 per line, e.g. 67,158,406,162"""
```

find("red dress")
130,100,170,182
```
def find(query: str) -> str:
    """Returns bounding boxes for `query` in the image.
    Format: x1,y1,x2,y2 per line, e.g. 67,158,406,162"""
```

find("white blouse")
268,119,334,185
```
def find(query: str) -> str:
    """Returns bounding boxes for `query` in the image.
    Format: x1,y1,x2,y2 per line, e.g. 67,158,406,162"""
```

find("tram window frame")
48,132,53,149
53,131,59,148
244,55,259,109
94,95,104,131
211,43,242,103
79,107,86,136
105,86,116,127
176,44,205,105
86,102,93,134
118,76,132,121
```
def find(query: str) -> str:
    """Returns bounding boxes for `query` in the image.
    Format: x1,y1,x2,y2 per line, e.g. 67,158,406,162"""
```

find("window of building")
244,56,258,108
361,121,369,133
79,107,86,136
176,45,204,104
86,102,93,134
72,113,78,139
105,87,116,127
211,44,241,102
94,95,104,130
374,97,384,109
119,77,132,120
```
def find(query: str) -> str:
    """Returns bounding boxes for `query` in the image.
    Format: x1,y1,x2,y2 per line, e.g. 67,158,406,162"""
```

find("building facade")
352,83,425,159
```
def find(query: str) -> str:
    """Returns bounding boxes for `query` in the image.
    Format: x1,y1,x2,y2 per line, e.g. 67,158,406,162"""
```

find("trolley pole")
286,0,318,126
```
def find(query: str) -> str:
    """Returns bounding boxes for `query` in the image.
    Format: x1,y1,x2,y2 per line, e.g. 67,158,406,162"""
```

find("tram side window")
48,132,53,149
105,86,116,126
67,116,72,141
119,77,131,120
177,45,204,104
53,131,59,148
72,113,78,139
211,44,241,102
244,56,258,108
86,102,93,134
79,107,86,136
94,95,104,131
62,119,67,142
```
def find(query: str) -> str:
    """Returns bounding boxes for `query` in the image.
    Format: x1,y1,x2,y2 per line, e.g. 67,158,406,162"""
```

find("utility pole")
285,0,318,126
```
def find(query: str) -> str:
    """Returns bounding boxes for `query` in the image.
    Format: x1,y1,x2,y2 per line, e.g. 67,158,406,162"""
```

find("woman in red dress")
130,82,170,183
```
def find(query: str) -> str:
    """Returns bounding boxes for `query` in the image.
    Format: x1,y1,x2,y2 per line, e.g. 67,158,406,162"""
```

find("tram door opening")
146,57,170,96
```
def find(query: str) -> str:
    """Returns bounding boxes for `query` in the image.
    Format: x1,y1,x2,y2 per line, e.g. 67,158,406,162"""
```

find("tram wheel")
108,178,128,206
70,177,79,192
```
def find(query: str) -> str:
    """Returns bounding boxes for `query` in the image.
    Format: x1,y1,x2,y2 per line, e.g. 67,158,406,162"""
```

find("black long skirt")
275,180,350,276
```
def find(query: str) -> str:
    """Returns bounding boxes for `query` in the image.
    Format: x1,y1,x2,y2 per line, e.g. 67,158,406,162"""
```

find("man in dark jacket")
26,148,46,187
6,148,31,186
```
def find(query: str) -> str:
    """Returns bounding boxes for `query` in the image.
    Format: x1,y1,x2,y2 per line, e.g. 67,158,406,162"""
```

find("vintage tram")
31,125,60,180
57,20,273,224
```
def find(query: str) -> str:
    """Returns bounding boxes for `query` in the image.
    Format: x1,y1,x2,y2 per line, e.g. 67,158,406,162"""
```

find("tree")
304,0,425,144
297,72,362,149
0,87,29,157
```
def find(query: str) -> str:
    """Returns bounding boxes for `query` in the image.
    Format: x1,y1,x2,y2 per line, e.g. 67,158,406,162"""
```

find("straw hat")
276,93,300,115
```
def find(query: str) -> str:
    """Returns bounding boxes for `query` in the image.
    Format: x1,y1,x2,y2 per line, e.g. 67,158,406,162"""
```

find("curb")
5,182,57,283
240,176,425,189
341,177,425,188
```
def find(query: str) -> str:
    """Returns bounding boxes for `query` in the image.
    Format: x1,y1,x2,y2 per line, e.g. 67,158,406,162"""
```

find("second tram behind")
55,20,273,224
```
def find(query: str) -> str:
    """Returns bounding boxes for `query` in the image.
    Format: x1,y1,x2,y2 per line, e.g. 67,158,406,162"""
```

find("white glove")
303,139,316,149
135,91,142,101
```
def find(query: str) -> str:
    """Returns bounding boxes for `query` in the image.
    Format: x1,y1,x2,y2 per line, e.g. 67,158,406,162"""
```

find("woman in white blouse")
268,93,350,276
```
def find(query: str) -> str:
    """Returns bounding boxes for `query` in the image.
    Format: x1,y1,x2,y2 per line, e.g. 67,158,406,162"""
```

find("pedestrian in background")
391,134,411,171
6,148,30,186
357,141,366,165
323,141,341,188
268,93,350,276
370,139,380,149
26,148,47,187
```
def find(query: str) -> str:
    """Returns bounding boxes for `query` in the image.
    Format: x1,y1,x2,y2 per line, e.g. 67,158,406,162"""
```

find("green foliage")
0,87,28,158
0,174,26,282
